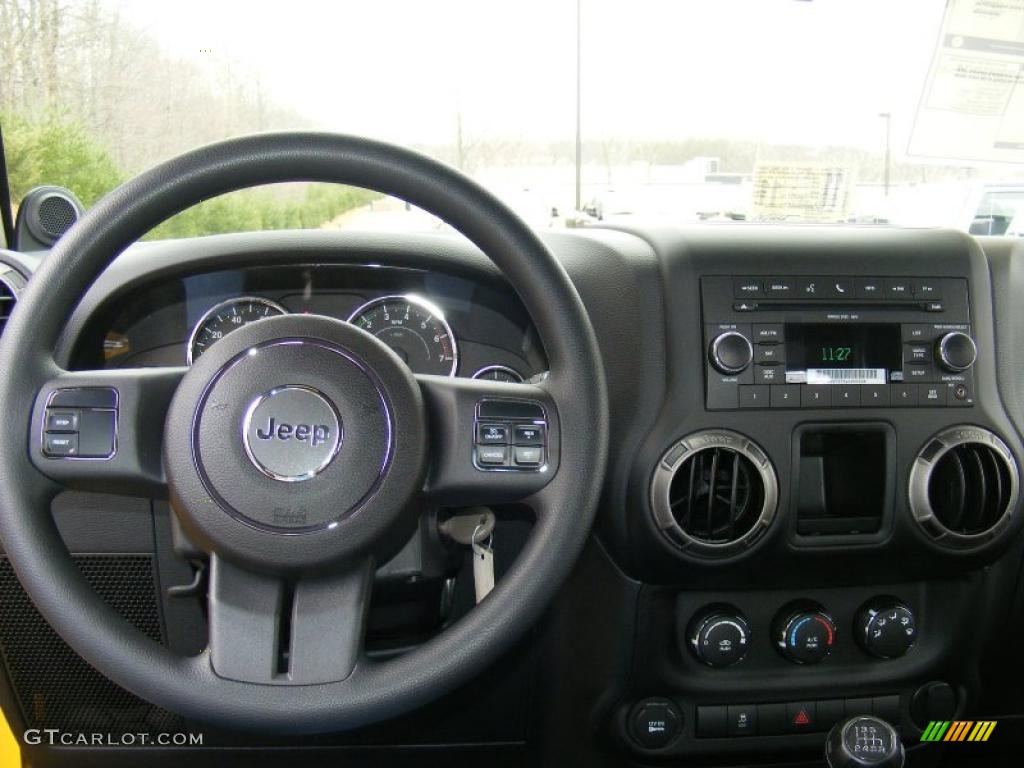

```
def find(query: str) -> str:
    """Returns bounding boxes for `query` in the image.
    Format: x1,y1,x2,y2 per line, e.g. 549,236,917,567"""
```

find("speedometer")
348,294,458,376
187,296,287,364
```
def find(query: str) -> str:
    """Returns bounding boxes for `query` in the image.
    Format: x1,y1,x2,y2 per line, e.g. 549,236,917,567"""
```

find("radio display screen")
784,323,902,385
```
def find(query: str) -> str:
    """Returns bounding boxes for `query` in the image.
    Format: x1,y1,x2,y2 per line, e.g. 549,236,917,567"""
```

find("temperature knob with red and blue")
775,606,837,664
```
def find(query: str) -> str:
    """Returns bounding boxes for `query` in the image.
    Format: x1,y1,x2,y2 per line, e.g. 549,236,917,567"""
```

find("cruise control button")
477,446,508,465
44,434,79,457
477,424,509,444
513,446,543,466
513,424,544,445
45,410,80,432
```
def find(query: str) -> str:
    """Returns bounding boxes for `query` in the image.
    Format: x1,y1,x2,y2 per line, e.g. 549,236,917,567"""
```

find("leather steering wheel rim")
0,133,609,732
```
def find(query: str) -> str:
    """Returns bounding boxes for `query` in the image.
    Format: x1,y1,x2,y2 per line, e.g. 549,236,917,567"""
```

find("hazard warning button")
786,701,817,733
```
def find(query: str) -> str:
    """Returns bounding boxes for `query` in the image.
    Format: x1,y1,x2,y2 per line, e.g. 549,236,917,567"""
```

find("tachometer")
187,296,287,364
348,294,458,376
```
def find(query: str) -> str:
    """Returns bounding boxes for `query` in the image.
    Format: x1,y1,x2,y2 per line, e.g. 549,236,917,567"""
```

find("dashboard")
3,225,1024,766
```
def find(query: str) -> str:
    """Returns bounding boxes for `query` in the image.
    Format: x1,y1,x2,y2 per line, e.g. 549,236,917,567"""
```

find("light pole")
575,0,582,213
878,112,891,197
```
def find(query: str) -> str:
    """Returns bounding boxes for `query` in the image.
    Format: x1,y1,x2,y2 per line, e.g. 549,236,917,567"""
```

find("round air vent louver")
650,430,778,558
909,426,1020,550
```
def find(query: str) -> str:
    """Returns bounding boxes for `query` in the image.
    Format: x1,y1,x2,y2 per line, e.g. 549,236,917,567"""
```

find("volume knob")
709,332,753,374
936,332,976,372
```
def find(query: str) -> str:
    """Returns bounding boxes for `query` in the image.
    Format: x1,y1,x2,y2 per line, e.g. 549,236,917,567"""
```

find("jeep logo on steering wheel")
242,385,342,482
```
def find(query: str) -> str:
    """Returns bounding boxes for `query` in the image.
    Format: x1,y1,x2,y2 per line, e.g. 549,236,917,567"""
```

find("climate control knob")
856,600,917,659
709,332,753,375
936,332,977,372
688,609,750,668
775,606,836,664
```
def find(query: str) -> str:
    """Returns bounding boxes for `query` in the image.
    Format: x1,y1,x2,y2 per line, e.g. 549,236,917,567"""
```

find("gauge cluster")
80,264,544,381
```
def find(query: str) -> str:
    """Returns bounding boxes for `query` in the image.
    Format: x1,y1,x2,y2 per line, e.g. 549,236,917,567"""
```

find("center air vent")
909,426,1020,550
650,430,778,558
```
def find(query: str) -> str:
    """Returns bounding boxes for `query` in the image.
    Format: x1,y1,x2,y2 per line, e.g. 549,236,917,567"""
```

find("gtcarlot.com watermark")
24,729,203,747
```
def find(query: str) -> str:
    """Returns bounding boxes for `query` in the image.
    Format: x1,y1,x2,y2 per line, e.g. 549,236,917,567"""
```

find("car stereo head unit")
700,276,976,411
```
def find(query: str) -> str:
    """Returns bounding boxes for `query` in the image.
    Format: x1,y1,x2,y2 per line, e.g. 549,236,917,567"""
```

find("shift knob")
825,716,904,768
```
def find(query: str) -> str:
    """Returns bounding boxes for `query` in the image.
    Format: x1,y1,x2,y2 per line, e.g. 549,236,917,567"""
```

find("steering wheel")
0,134,608,732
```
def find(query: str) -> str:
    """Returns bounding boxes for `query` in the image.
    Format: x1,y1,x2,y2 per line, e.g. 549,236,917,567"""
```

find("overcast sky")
115,0,945,154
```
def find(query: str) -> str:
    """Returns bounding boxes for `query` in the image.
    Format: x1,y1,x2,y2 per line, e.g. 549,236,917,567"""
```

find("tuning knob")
826,716,904,768
936,332,976,372
709,332,753,374
775,606,836,664
688,609,750,668
856,600,916,659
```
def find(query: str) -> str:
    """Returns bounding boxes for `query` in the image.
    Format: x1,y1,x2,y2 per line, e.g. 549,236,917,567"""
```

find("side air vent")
651,430,778,558
909,426,1020,549
0,268,24,337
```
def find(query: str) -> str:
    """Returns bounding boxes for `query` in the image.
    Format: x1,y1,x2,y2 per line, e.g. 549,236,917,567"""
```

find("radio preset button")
739,385,770,408
770,385,800,408
833,386,861,407
801,385,832,407
862,385,890,407
892,384,918,406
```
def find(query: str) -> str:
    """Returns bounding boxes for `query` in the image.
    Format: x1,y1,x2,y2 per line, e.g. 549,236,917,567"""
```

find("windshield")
2,0,1023,235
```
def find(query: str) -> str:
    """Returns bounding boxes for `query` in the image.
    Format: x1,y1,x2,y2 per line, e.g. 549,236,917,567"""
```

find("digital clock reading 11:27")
820,346,853,363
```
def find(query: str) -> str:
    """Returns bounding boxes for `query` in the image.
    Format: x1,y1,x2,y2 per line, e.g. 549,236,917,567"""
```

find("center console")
611,228,1024,763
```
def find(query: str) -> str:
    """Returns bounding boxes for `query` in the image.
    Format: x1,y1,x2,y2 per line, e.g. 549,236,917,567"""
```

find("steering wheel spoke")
416,373,560,507
207,555,373,685
29,366,185,496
